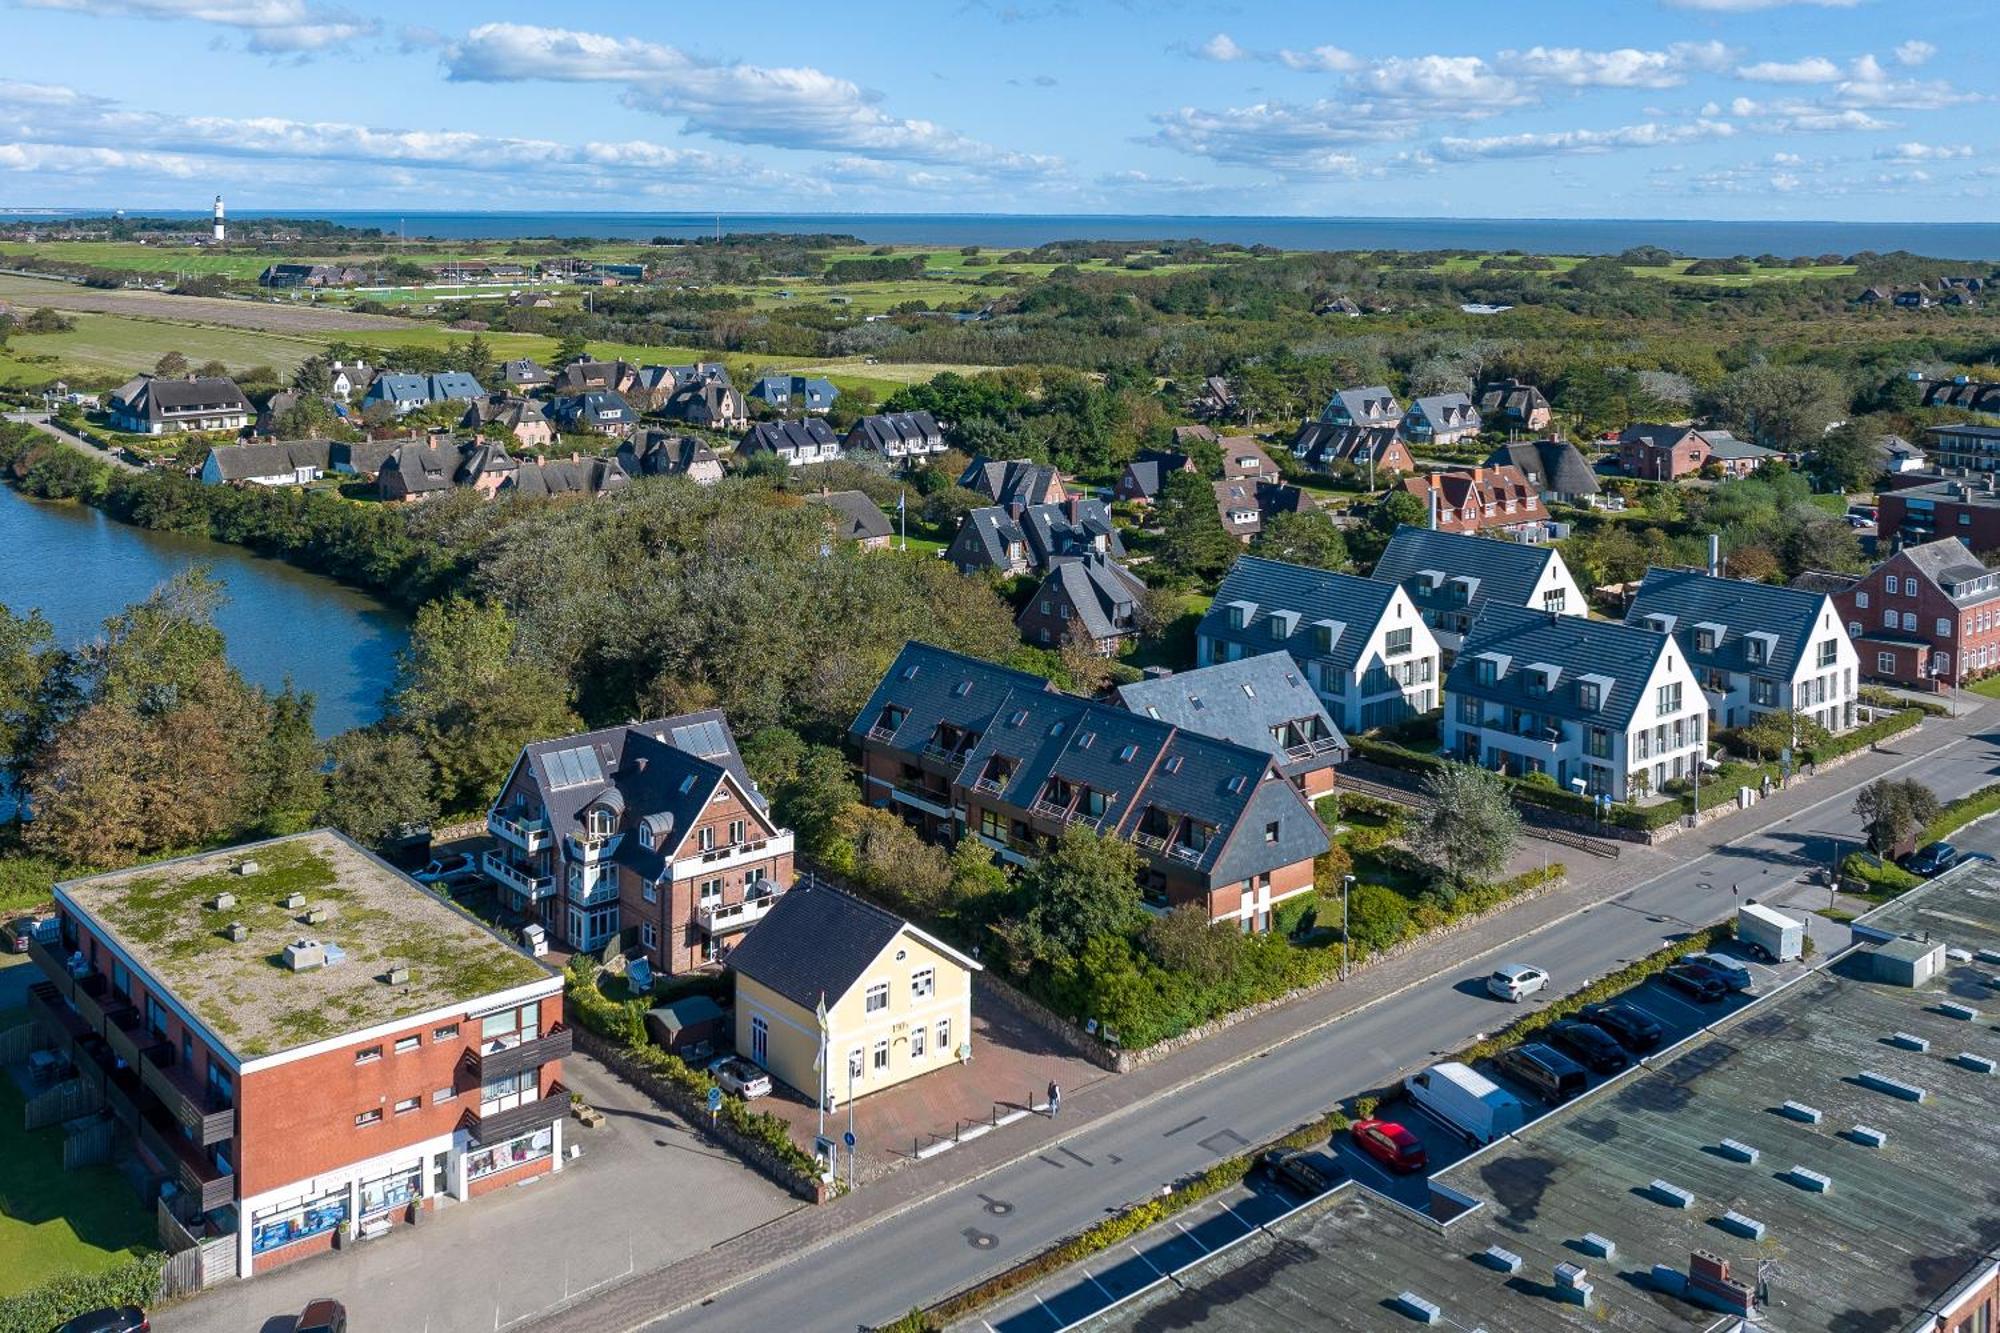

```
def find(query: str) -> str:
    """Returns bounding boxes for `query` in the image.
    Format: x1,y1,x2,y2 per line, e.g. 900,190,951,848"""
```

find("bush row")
1841,852,1922,895
0,1255,166,1333
1861,686,1947,718
1803,705,1923,764
1921,779,2000,846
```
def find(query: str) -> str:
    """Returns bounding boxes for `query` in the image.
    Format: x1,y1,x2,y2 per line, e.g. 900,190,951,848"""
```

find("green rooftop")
59,830,554,1060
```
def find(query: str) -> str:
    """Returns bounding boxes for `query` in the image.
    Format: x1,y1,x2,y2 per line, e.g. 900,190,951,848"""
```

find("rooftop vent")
281,892,305,910
209,892,236,911
1848,1125,1888,1148
235,860,260,876
1786,1165,1833,1193
383,964,410,986
1888,1032,1930,1052
1856,1070,1927,1102
1479,1246,1522,1274
1578,1233,1616,1260
1553,1262,1594,1308
305,906,332,926
224,922,249,943
1946,947,1973,964
1718,1211,1767,1241
1779,1101,1822,1124
1718,1137,1760,1163
283,938,326,971
1938,1001,1980,1021
1956,1052,1996,1074
1390,1292,1441,1325
1649,1180,1695,1210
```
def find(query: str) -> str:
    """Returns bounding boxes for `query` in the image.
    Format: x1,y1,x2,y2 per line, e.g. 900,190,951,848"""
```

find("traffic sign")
843,1130,857,1149
708,1087,724,1113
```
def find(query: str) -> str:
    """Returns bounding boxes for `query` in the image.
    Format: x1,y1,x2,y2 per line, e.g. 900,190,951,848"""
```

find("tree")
1253,510,1350,570
319,729,439,850
1811,420,1886,493
850,807,951,917
1372,489,1428,534
1740,708,1831,763
1342,880,1412,954
154,350,189,377
1412,761,1521,889
1705,364,1848,454
1853,777,1939,856
554,329,590,365
1140,905,1238,983
292,353,334,396
1002,826,1143,970
0,604,58,800
255,682,323,835
1154,469,1237,584
194,360,229,380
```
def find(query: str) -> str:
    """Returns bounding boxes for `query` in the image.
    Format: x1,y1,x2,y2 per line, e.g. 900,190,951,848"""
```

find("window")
911,968,934,1000
911,1026,927,1059
848,1048,864,1081
432,1086,454,1105
1848,621,1862,638
394,1035,420,1055
642,880,657,903
1878,652,1897,673
641,922,657,950
394,1096,420,1115
1587,726,1611,759
1884,608,1897,629
697,825,715,851
873,1040,889,1072
700,877,723,903
937,1018,951,1053
979,808,1002,839
355,1045,382,1065
355,1108,382,1127
1903,612,1918,632
728,819,746,845
1817,640,1837,667
865,983,890,1013
1264,820,1280,843
1384,627,1413,657
1939,618,1953,637
433,1024,458,1042
1855,590,1869,609
1656,682,1682,715
1457,695,1481,725
466,1126,554,1182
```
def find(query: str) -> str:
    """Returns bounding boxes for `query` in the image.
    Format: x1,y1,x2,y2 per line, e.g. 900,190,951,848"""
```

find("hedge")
1861,686,1947,718
0,1254,166,1333
1803,706,1923,764
877,1106,1357,1332
1922,779,2000,846
1841,852,1922,895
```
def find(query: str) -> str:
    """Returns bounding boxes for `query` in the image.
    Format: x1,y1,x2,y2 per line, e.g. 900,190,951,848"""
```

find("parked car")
1661,961,1729,1002
1257,1147,1330,1196
1491,1042,1589,1103
1684,951,1754,992
295,1299,347,1333
1576,1001,1664,1053
414,851,479,886
707,1055,773,1100
1404,1061,1525,1146
1350,1118,1428,1173
54,1310,148,1333
1545,1020,1632,1074
1899,842,1960,877
1486,963,1549,1003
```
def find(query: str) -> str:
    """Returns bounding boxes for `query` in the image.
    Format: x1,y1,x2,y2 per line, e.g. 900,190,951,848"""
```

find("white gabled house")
1368,525,1587,659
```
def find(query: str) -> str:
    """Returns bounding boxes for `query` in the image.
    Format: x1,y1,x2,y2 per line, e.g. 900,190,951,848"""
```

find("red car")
1351,1118,1428,1173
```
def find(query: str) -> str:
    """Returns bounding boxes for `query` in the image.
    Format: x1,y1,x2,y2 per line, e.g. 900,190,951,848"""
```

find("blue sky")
1,0,1991,219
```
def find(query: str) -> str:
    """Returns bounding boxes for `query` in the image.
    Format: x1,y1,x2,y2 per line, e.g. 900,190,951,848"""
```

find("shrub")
1922,779,2000,845
1842,852,1921,895
0,1254,165,1333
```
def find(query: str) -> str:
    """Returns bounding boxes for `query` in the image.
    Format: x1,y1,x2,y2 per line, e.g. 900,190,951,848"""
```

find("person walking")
1047,1080,1061,1117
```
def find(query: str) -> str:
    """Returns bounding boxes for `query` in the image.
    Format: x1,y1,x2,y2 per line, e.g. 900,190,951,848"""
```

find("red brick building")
1830,537,2000,690
1878,475,2000,556
28,831,565,1279
1398,464,1546,537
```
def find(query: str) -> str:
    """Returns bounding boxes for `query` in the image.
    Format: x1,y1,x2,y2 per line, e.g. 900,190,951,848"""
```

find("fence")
25,1077,100,1131
0,1019,49,1065
61,1116,113,1170
156,1200,236,1294
1337,765,1621,858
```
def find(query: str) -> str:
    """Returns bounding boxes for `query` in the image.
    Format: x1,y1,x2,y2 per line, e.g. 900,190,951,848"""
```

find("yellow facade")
734,928,976,1104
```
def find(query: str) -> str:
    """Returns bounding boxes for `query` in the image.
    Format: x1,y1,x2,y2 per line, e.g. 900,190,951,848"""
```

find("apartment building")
946,498,1123,577
958,456,1067,507
1318,385,1404,430
27,831,565,1278
1626,567,1859,735
851,643,1330,929
1397,465,1548,538
107,373,251,434
1924,423,2000,473
483,711,794,972
1197,556,1442,733
1878,474,2000,554
1444,604,1706,801
1400,392,1483,446
1116,652,1348,799
1830,537,2000,690
1369,524,1585,658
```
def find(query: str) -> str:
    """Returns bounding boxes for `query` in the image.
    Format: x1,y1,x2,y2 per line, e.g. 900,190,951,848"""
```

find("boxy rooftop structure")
1100,861,2000,1332
57,829,550,1059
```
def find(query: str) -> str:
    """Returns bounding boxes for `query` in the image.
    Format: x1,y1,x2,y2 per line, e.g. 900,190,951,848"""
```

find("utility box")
1867,937,1946,988
1738,901,1804,962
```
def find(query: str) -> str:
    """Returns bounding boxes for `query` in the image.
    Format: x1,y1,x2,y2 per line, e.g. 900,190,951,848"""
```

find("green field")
0,311,325,385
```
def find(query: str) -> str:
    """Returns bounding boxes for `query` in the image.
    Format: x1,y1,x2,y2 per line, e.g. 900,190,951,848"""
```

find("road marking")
1083,1267,1116,1304
1129,1244,1170,1278
1174,1220,1209,1252
1037,1154,1066,1169
1161,1116,1208,1138
1640,986,1713,1026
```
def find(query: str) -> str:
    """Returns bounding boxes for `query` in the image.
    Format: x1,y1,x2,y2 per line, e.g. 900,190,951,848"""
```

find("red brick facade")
1399,466,1543,536
1833,549,2000,689
1878,488,2000,555
618,783,794,974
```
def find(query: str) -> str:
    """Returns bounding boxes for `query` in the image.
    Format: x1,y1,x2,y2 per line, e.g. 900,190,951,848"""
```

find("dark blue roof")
1371,525,1557,620
1199,556,1404,676
1447,603,1668,729
1625,567,1829,681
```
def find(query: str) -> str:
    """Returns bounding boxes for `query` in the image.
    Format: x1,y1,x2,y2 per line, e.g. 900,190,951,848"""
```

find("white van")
1404,1061,1527,1146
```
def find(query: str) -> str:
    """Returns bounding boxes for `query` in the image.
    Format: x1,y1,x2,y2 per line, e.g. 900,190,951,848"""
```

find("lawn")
1968,675,2000,700
0,1011,158,1297
0,311,324,385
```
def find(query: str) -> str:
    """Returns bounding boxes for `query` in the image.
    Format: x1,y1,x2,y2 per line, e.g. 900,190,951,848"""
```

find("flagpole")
815,991,828,1149
899,488,908,552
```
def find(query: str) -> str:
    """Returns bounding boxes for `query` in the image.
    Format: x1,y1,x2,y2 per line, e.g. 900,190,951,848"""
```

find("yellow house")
727,880,980,1104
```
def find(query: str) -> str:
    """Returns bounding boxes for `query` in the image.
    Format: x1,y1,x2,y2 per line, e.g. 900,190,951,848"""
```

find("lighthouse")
212,194,225,244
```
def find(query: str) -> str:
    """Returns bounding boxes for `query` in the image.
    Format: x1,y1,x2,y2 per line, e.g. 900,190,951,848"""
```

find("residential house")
375,439,515,502
1626,566,1859,735
1895,289,1934,309
844,411,946,462
1701,431,1780,478
1315,295,1362,318
1924,423,2000,473
1117,653,1347,799
749,375,839,413
1474,378,1552,432
945,498,1123,577
662,376,748,431
483,711,793,969
553,360,636,397
1197,556,1441,733
257,262,365,288
1213,477,1308,542
1918,377,2000,414
1172,424,1219,449
27,831,565,1280
1877,474,2000,552
616,430,724,485
1831,537,2000,691
622,366,678,414
1017,553,1146,654
1288,422,1415,479
1190,375,1238,420
1369,524,1585,658
550,391,636,436
500,359,552,392
253,391,336,437
1401,393,1483,446
360,372,486,417
739,418,842,467
726,881,978,1104
107,374,251,434
505,455,629,500
851,642,1330,928
462,396,554,451
1398,465,1547,538
1318,386,1404,431
321,360,371,401
199,439,332,487
807,490,895,550
1882,434,1928,474
1218,438,1276,480
958,456,1067,507
1114,449,1194,505
328,439,400,478
1445,603,1706,801
1484,438,1600,505
1617,423,1714,480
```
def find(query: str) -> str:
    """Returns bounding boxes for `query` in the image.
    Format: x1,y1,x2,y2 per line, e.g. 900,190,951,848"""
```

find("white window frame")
911,1026,926,1059
865,983,890,1014
937,1018,951,1053
911,968,934,1000
872,1039,889,1072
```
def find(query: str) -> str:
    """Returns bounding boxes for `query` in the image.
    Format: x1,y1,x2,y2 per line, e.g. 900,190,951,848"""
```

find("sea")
7,209,2000,260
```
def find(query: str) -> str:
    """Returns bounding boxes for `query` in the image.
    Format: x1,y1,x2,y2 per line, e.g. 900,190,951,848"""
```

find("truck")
1737,901,1804,963
1403,1061,1527,1146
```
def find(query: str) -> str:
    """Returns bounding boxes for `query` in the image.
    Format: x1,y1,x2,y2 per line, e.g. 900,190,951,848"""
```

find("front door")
432,1150,450,1196
751,1016,768,1065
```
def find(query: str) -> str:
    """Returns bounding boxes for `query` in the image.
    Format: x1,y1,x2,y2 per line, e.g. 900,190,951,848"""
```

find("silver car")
1486,963,1550,1002
1684,951,1754,992
708,1055,773,1100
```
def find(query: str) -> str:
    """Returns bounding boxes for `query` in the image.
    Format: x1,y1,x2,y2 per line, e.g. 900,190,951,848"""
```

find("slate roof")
950,500,1122,572
378,440,454,494
1212,479,1303,538
1370,525,1560,621
846,642,1054,754
740,418,838,457
1483,439,1598,497
1028,556,1145,642
1919,378,2000,412
1893,537,2000,604
1618,422,1704,451
502,358,550,387
204,438,331,481
808,490,894,542
1116,652,1346,775
725,880,975,1012
847,411,942,453
1289,422,1401,471
1218,438,1276,479
1319,385,1403,427
1625,566,1830,682
959,456,1063,506
1473,377,1549,420
1700,430,1778,461
1406,392,1480,434
429,371,485,402
366,372,430,405
553,391,633,429
1198,556,1405,677
1449,602,1669,730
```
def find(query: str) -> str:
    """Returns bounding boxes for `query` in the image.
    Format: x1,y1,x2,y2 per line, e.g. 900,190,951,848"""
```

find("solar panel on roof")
671,720,730,758
544,744,604,789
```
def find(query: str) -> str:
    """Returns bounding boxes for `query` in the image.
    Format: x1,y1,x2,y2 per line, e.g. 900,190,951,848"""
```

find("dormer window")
585,807,615,838
1477,658,1498,686
1695,630,1715,653
1579,681,1601,710
1118,744,1139,762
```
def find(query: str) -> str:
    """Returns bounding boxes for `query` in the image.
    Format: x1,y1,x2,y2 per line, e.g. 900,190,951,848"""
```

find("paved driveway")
156,1051,799,1333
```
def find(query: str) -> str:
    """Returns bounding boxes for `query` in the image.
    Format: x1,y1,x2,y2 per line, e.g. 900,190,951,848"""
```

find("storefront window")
358,1162,422,1218
466,1126,554,1181
250,1185,349,1255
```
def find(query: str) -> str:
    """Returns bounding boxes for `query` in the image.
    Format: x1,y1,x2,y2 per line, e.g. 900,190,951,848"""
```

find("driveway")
156,1050,799,1333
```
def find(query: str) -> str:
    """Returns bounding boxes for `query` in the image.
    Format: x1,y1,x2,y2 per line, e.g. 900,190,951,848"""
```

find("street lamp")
1341,874,1356,978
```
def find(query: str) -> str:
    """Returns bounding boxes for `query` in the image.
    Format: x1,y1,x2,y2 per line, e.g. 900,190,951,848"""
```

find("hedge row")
877,1106,1357,1332
1922,779,2000,846
0,1254,166,1333
1803,705,1923,764
1861,686,1947,718
1841,852,1922,895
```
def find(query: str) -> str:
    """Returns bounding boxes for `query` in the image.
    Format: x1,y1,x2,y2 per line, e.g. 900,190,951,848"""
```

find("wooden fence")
0,1018,50,1064
157,1199,236,1294
61,1115,113,1170
25,1076,100,1130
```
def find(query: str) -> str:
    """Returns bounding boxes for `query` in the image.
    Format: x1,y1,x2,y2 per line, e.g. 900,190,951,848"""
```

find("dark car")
54,1309,148,1333
295,1299,347,1333
1545,1019,1632,1074
1899,842,1960,877
1578,1002,1665,1053
1662,961,1729,1002
1258,1148,1330,1196
4,915,47,953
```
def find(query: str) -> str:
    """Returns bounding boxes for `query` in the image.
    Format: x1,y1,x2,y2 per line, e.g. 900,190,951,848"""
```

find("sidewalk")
538,699,1993,1332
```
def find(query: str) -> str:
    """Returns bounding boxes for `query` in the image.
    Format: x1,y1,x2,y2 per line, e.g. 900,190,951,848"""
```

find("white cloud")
1874,141,1973,161
1736,57,1842,84
1147,100,1394,174
1504,42,1733,89
1195,32,1248,63
1434,118,1735,161
0,140,201,175
1276,45,1359,73
1894,40,1936,67
18,0,377,53
1350,55,1526,110
1833,54,1978,110
1726,95,1897,132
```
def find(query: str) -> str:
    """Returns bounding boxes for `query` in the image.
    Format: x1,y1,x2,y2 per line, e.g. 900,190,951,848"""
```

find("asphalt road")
650,710,2000,1333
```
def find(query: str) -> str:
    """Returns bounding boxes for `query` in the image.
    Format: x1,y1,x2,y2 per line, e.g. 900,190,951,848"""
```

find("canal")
0,484,408,736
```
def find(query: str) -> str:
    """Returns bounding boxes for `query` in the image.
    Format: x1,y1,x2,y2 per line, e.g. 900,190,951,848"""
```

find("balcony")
670,831,795,881
972,774,1007,796
1132,831,1169,853
488,810,552,853
138,1105,233,1214
867,722,900,744
564,831,620,864
473,1023,572,1083
1282,736,1345,763
1032,797,1106,830
696,890,784,936
103,1003,145,1071
482,849,556,902
462,1092,566,1148
71,1036,141,1125
140,1045,234,1146
1168,841,1209,865
26,937,75,1000
27,980,89,1053
71,973,113,1034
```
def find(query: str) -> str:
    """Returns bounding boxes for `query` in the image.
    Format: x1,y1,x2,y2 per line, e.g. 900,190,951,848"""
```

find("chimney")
1428,482,1439,531
1708,533,1721,578
1066,497,1080,523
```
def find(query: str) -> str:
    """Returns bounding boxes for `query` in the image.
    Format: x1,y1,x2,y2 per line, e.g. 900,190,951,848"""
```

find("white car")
1487,963,1550,1003
708,1056,773,1100
414,852,479,886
